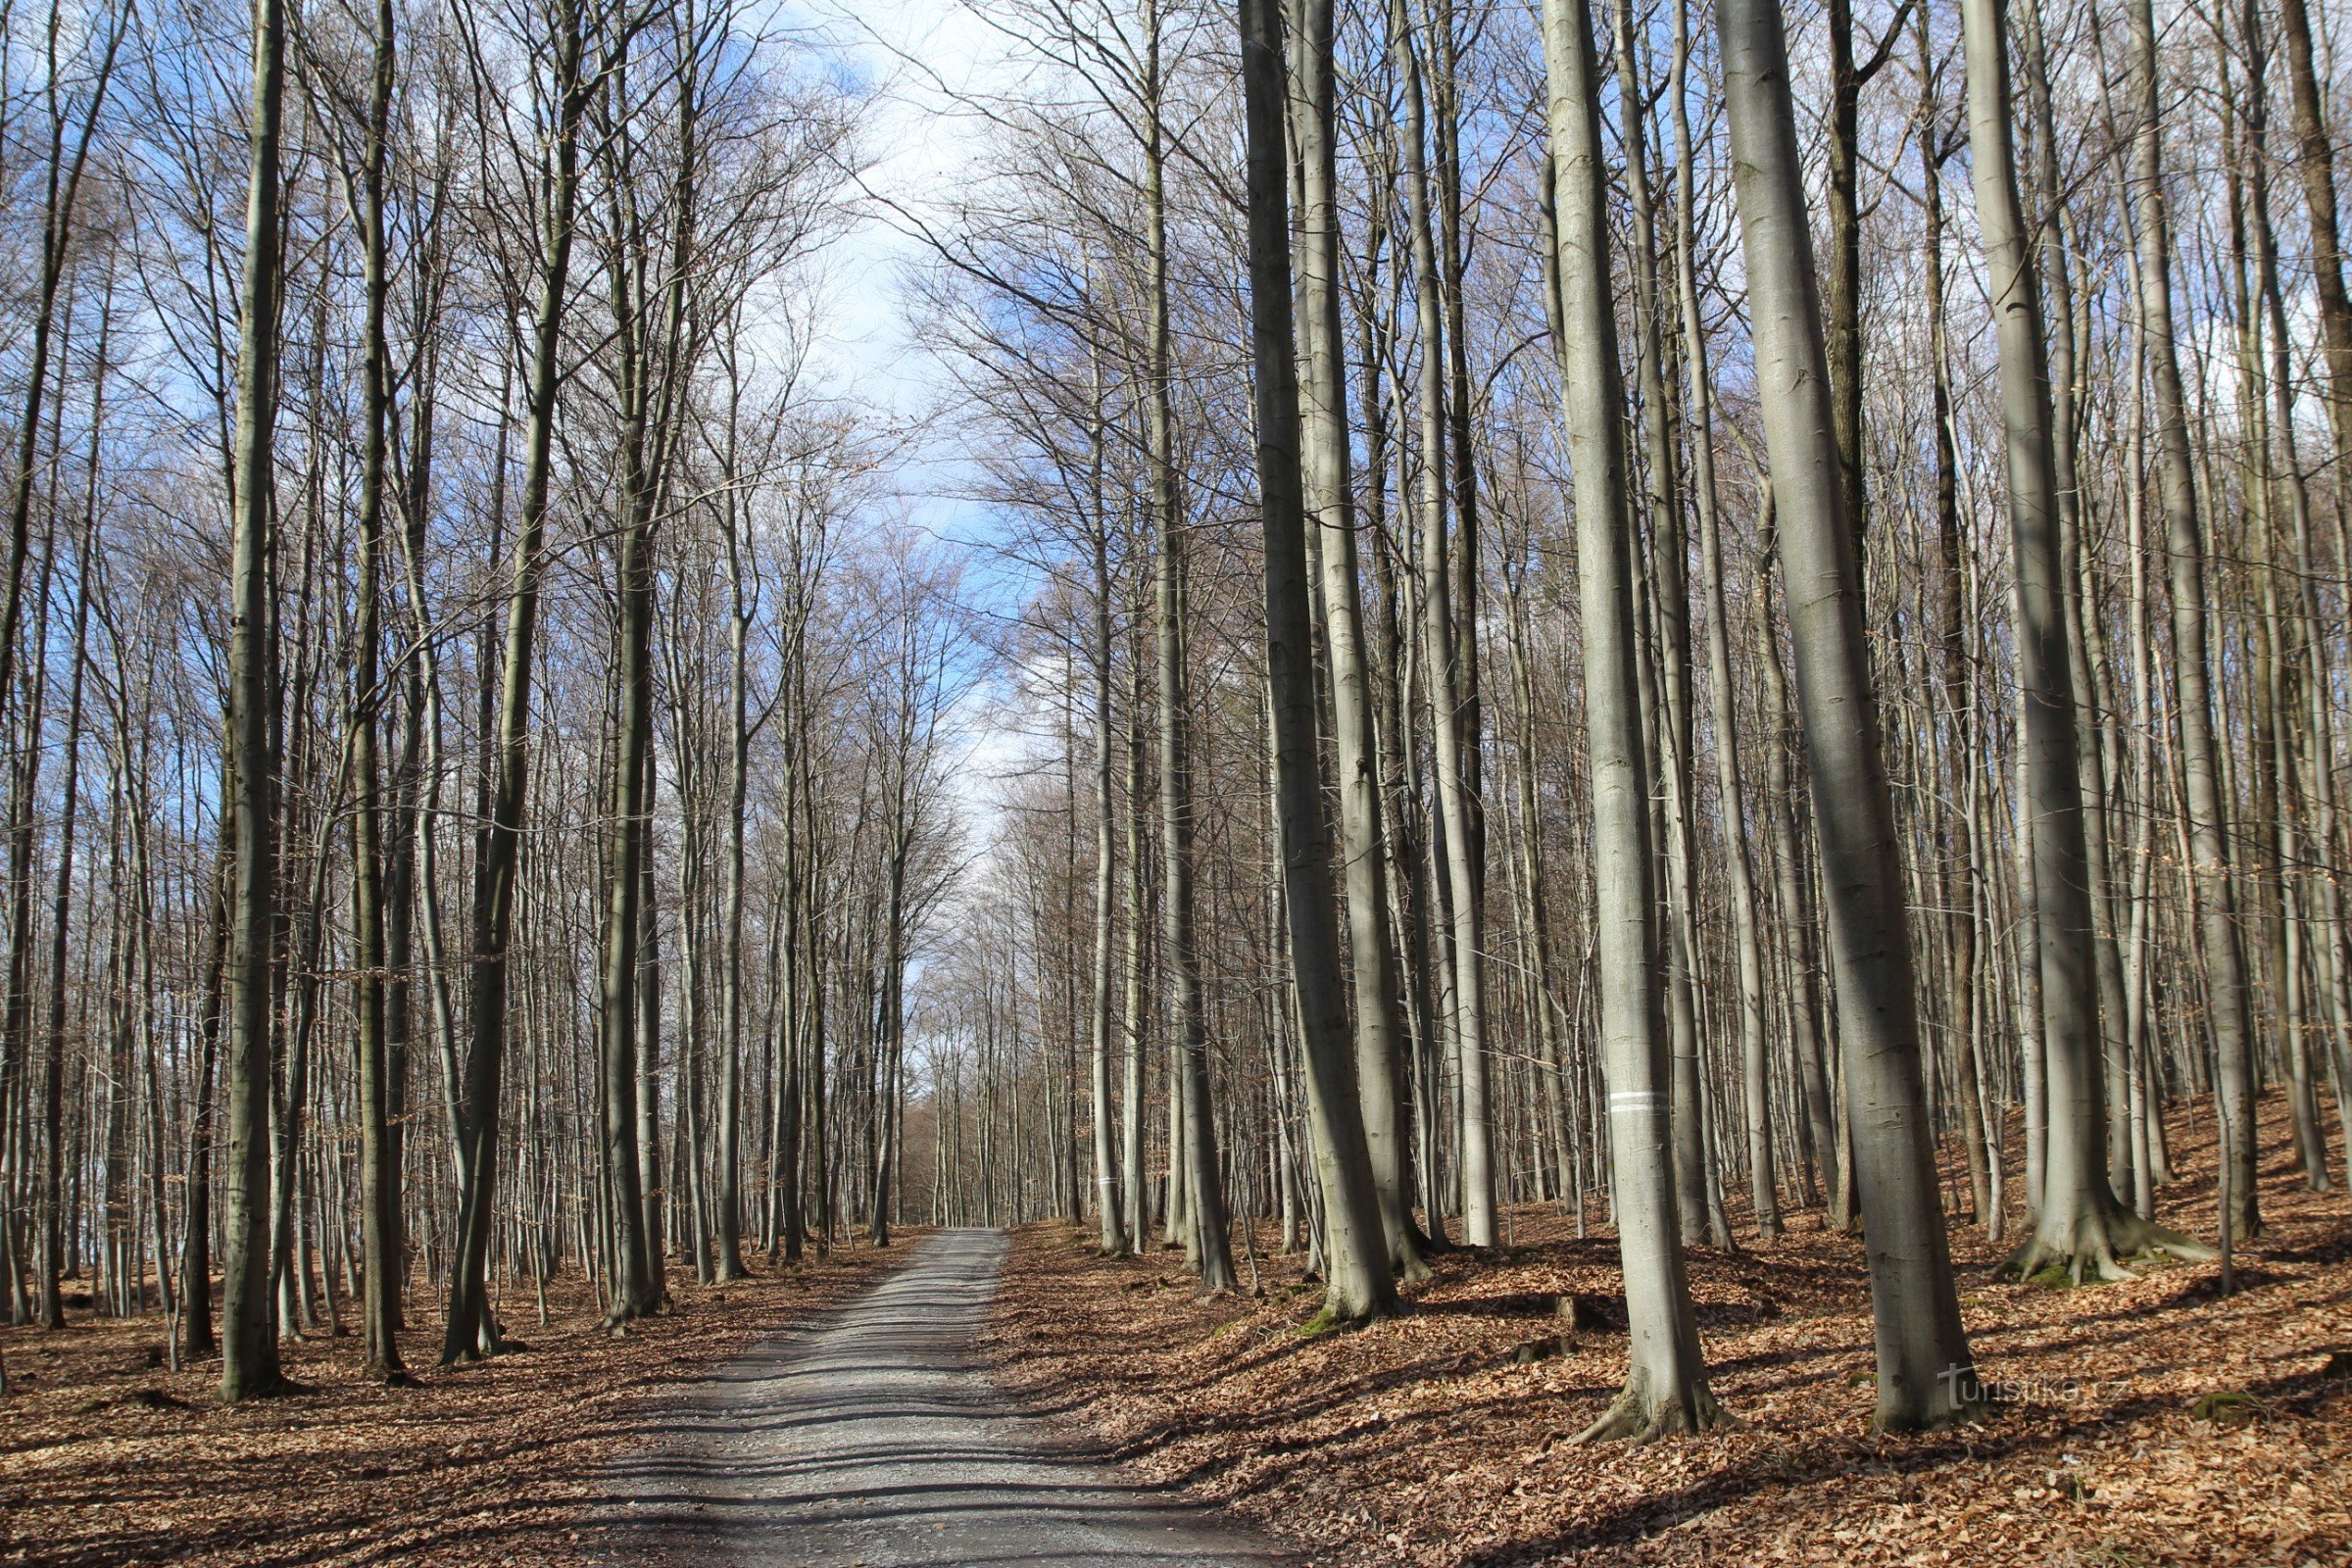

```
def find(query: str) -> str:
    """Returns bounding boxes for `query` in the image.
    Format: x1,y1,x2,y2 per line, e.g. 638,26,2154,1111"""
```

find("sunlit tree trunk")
1392,0,1494,1245
1962,0,2207,1281
1292,0,1426,1281
1716,0,1976,1430
2127,0,2258,1240
1544,0,1723,1443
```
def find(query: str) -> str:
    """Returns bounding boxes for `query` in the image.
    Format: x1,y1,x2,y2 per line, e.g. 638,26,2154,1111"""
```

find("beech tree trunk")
1544,0,1722,1442
1716,0,1976,1431
1961,0,2207,1281
220,0,290,1404
2128,0,2259,1240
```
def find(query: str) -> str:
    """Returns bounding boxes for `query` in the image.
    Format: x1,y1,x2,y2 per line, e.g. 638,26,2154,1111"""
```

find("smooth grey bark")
1610,0,1719,1251
1291,0,1426,1282
1961,0,2207,1281
1242,0,1398,1323
335,0,408,1374
1121,633,1151,1249
1671,0,1774,1239
1715,0,1976,1431
1917,11,1992,1232
2126,0,2259,1239
443,0,596,1363
2018,0,2132,1198
713,353,754,1281
1149,0,1229,1290
1087,385,1128,1257
220,0,290,1404
1391,0,1494,1246
1544,0,1722,1442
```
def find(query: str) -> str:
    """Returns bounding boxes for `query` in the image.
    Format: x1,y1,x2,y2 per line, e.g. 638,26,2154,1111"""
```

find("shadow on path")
594,1229,1291,1567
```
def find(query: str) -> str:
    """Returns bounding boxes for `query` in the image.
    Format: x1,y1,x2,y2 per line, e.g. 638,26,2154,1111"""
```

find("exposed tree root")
599,1296,662,1335
219,1373,313,1403
363,1359,419,1389
1573,1370,1733,1445
2001,1202,2215,1286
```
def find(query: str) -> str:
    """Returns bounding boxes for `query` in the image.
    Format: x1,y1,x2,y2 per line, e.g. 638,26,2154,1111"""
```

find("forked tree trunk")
1392,0,1494,1247
443,0,593,1364
1918,10,1991,1232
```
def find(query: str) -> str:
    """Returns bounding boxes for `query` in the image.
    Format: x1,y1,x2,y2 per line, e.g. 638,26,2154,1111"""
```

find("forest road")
595,1227,1293,1567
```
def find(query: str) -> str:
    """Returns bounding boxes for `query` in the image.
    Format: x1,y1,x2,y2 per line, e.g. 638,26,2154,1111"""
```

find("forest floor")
993,1096,2352,1567
0,1244,899,1567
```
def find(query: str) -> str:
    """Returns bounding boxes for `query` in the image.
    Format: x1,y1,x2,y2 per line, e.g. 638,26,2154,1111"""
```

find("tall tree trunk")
1544,0,1723,1440
442,0,592,1362
1244,0,1398,1324
37,301,104,1331
1919,12,1991,1232
2021,0,2132,1196
1612,0,1721,1251
713,358,753,1281
1671,0,1774,1239
1962,0,2207,1280
1393,0,1494,1245
343,0,407,1376
1291,0,1426,1280
2127,0,2259,1240
1716,0,1977,1430
220,0,290,1402
1147,0,1230,1289
1086,378,1128,1257
1121,631,1151,1249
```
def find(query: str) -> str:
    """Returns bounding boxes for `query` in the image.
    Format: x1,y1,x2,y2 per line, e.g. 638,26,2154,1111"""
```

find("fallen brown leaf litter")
990,1095,2352,1568
6,1100,2347,1568
0,1247,895,1567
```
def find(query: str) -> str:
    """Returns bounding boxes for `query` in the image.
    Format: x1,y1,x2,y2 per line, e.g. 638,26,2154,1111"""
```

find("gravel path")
599,1228,1289,1567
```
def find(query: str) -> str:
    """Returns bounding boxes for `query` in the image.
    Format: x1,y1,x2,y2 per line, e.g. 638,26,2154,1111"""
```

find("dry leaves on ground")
991,1097,2352,1567
0,1248,894,1567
